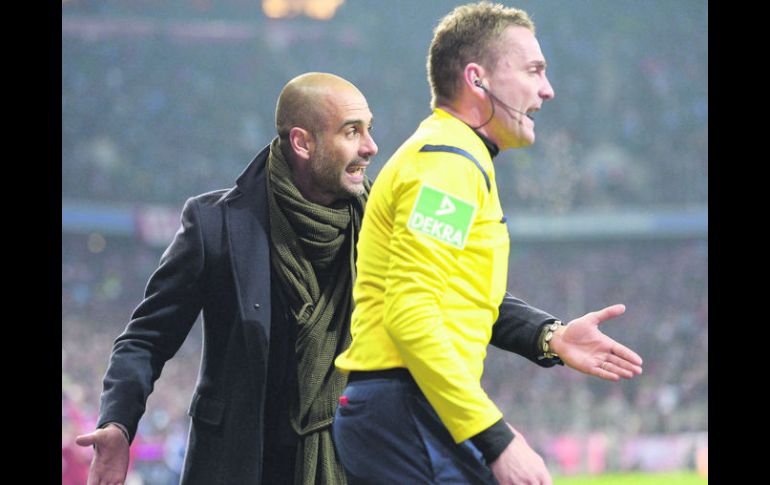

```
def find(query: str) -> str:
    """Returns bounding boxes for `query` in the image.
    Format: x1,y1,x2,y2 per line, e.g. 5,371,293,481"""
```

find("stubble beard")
311,149,364,202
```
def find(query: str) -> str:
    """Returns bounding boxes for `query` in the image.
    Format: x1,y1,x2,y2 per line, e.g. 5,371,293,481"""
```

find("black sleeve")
490,292,562,367
470,418,514,464
97,197,207,443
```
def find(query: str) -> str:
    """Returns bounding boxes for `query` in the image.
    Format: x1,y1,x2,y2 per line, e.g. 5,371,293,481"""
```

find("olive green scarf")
266,138,369,485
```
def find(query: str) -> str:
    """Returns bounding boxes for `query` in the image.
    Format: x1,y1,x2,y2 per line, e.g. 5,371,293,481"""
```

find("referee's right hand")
489,423,552,485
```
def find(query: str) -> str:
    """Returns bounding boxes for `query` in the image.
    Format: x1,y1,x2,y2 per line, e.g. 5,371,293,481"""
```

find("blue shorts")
332,369,496,484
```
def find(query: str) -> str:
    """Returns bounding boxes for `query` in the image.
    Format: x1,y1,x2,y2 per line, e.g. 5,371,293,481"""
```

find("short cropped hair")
427,2,535,108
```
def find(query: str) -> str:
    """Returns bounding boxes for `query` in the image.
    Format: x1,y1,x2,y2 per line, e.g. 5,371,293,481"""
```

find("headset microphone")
471,79,531,129
481,84,530,117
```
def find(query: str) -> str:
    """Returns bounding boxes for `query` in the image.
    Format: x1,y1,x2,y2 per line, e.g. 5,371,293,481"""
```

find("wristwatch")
539,320,564,359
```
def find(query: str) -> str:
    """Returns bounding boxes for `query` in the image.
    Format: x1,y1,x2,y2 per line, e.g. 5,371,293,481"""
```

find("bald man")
76,72,640,485
76,73,377,485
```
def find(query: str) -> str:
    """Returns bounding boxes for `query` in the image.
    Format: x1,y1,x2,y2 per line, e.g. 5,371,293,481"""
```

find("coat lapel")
223,144,272,341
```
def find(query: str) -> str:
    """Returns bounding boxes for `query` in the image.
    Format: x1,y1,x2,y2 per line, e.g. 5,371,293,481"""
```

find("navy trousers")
332,369,497,484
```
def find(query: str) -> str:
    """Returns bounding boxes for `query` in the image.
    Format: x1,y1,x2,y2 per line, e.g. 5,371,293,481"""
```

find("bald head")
271,72,377,206
275,72,363,142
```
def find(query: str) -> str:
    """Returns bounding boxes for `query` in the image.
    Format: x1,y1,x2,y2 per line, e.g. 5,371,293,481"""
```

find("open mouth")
346,164,368,176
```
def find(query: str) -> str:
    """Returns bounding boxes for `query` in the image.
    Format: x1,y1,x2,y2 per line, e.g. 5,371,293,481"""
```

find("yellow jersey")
335,109,510,443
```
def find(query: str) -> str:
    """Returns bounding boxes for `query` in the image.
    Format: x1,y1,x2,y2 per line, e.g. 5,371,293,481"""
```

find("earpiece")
474,78,483,87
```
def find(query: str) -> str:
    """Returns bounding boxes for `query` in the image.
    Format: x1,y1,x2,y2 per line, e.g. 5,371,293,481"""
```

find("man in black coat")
76,72,641,485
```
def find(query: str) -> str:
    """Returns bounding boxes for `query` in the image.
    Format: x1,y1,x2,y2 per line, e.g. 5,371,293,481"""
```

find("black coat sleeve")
490,292,562,367
97,197,208,442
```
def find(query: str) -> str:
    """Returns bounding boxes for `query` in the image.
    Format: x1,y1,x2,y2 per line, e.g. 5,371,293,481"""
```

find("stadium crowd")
62,0,707,211
62,234,707,483
63,1,707,482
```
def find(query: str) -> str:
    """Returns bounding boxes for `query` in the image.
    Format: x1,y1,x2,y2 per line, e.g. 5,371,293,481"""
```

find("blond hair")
427,2,535,108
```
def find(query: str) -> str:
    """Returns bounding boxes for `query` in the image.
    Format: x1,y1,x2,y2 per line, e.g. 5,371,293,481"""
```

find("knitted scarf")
266,138,369,485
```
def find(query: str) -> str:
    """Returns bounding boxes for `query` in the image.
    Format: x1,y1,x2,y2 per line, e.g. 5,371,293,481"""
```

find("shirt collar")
472,129,500,159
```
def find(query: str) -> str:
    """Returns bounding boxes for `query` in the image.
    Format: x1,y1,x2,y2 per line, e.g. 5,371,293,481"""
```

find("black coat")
96,144,559,485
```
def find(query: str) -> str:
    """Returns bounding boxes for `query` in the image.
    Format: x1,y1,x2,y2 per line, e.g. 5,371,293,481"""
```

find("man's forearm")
490,292,561,366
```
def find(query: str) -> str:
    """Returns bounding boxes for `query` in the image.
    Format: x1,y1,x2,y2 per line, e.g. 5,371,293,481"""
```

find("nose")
361,131,378,157
540,74,555,100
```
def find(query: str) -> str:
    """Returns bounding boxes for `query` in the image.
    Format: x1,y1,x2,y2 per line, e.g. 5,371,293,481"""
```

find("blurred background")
61,0,707,483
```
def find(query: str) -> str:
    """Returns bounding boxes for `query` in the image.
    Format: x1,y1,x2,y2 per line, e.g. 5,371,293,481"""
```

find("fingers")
611,343,643,368
591,303,626,324
586,303,643,379
86,466,101,485
494,425,552,485
596,361,621,381
75,432,96,447
598,352,643,380
92,475,125,485
593,355,642,381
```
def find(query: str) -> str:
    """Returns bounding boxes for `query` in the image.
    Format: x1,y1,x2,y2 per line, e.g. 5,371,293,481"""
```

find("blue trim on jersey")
419,144,491,192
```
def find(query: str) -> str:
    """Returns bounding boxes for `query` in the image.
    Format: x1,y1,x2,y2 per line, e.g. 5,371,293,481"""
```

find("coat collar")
222,143,272,336
221,143,272,205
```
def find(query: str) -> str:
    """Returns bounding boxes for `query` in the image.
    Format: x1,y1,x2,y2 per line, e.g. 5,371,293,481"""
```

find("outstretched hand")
75,425,130,485
550,304,643,381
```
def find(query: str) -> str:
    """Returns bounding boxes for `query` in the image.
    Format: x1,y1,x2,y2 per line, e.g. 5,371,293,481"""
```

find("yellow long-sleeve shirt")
335,109,510,443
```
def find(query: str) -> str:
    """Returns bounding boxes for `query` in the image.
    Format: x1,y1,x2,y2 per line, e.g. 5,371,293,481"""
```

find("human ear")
289,127,314,161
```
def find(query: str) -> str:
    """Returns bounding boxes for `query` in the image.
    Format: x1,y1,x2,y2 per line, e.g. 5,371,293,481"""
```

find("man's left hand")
550,304,643,381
